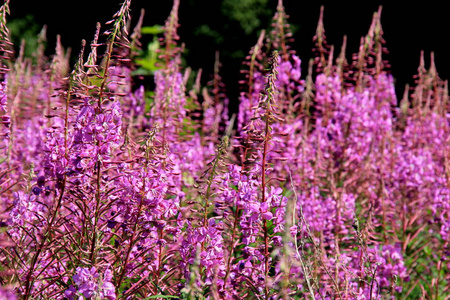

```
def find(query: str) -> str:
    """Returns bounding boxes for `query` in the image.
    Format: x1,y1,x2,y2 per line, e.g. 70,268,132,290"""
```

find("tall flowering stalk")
0,0,11,79
238,50,287,298
179,136,229,296
0,0,11,170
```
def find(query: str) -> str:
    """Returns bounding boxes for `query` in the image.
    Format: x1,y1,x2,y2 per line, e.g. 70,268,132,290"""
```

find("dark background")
6,0,450,102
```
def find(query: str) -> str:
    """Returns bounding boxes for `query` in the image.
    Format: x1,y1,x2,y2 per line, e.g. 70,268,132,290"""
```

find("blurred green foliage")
221,0,272,35
7,14,40,59
134,25,164,76
194,24,224,46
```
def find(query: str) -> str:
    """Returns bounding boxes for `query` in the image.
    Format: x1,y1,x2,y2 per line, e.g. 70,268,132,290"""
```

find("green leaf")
143,295,180,299
141,25,164,35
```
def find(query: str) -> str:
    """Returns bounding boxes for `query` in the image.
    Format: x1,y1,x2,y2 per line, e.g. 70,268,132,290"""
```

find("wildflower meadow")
0,0,449,299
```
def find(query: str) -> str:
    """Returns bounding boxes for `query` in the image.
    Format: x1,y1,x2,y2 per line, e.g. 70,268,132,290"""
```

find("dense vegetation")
0,0,449,299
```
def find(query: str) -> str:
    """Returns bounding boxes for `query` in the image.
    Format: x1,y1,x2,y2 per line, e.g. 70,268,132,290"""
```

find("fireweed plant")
0,0,449,299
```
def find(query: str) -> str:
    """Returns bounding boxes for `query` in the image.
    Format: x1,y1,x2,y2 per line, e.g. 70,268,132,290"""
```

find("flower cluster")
65,267,116,300
0,79,9,146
